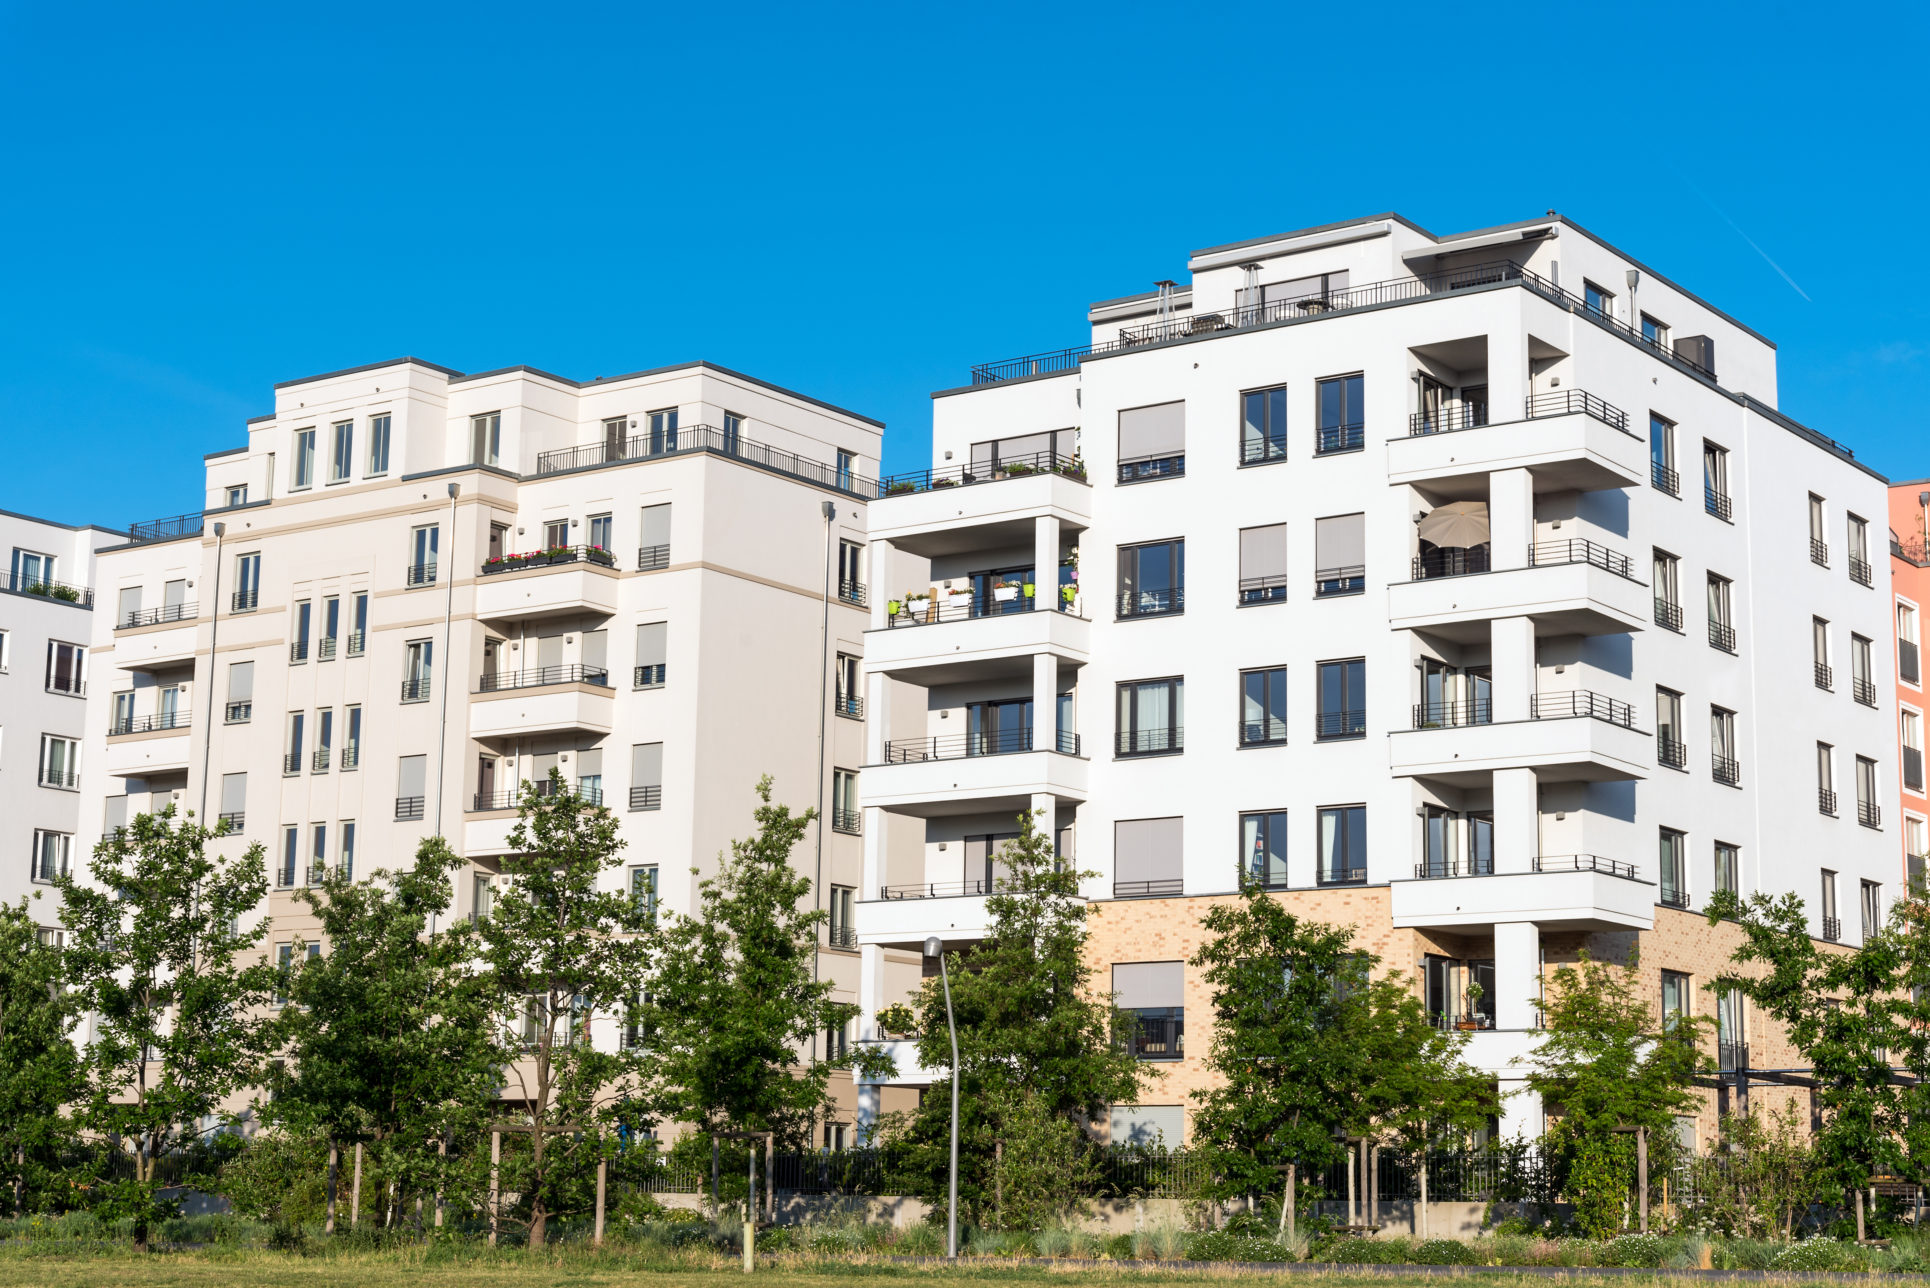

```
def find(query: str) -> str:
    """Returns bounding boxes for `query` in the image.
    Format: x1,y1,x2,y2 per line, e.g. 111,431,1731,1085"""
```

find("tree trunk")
529,1118,548,1248
1856,1186,1866,1243
325,1143,339,1234
488,1131,500,1247
1277,1163,1296,1245
351,1143,363,1230
1636,1126,1648,1235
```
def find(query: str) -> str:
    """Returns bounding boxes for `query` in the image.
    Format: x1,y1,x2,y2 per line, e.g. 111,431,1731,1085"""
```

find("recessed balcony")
870,457,1091,554
1391,852,1655,931
867,596,1088,684
865,729,1086,817
469,671,614,737
1389,390,1646,497
105,723,192,777
475,547,621,621
1388,689,1650,786
1387,540,1648,643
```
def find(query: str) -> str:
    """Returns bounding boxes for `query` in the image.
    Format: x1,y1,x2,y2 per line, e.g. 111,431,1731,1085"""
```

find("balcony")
532,422,878,499
470,780,602,812
1851,555,1873,587
0,571,94,609
635,663,666,689
888,728,1079,762
1652,461,1679,495
1414,856,1495,878
1389,390,1645,496
469,674,615,738
1860,800,1883,829
478,664,610,693
874,592,1091,681
1812,539,1830,567
405,561,438,588
835,691,863,719
1819,788,1838,815
1658,736,1687,769
864,729,1087,817
1712,755,1741,787
395,796,425,822
112,615,200,670
119,602,196,629
638,544,670,571
1387,542,1648,643
105,719,191,777
1709,620,1738,654
857,884,1038,949
231,588,259,612
838,578,867,607
1815,662,1833,690
629,784,663,810
1392,854,1654,932
1705,487,1733,522
832,808,861,834
475,548,621,620
1855,677,1878,707
401,678,431,702
110,711,190,737
1389,690,1649,786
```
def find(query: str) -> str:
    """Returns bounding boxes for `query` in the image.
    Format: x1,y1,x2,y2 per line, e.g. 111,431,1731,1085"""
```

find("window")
1707,573,1735,652
1818,743,1837,814
1904,602,1922,686
587,512,613,553
1241,810,1288,889
111,690,135,734
278,827,298,888
1650,414,1677,494
38,735,79,789
634,622,668,689
1116,539,1184,618
1658,828,1687,908
1661,970,1691,1027
647,408,678,454
836,449,855,489
1652,549,1682,630
1711,707,1739,785
639,503,671,570
1116,401,1185,482
1656,688,1685,768
1862,880,1883,940
1642,314,1671,348
284,711,305,775
10,548,56,590
1313,514,1364,596
1714,842,1739,896
1314,374,1364,454
349,592,368,655
290,599,310,661
838,540,864,605
408,525,438,587
1904,709,1924,794
1114,818,1182,898
1316,659,1366,740
320,596,339,660
225,660,253,723
330,421,353,482
1240,667,1288,747
0,628,9,670
395,755,426,820
403,640,432,701
1317,805,1367,884
314,708,333,772
292,427,316,488
601,415,629,460
233,552,261,612
1820,870,1840,941
367,414,391,475
1238,524,1287,604
117,585,143,627
630,865,659,923
343,705,361,770
1849,515,1872,586
1717,989,1745,1067
1241,385,1287,464
45,640,85,696
630,742,663,810
1857,755,1881,828
1584,279,1615,318
30,830,70,884
722,411,743,454
1813,617,1832,689
1114,962,1183,1060
309,823,327,883
1702,441,1731,520
471,412,501,467
828,885,855,948
1853,634,1876,705
1809,495,1829,564
1117,678,1182,756
831,768,859,834
215,773,245,831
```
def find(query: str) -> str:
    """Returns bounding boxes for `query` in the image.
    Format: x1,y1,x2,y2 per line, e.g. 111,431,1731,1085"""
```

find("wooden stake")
488,1130,501,1247
350,1143,363,1230
1636,1126,1649,1234
1419,1148,1429,1241
434,1136,446,1228
594,1155,607,1247
325,1143,339,1235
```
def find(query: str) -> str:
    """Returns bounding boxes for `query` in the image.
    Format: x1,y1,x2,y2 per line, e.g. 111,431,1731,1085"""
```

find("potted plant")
932,476,958,489
1458,982,1485,1030
1060,584,1078,608
874,1002,916,1040
1002,461,1034,477
886,599,903,618
992,580,1019,603
904,588,932,616
886,479,918,496
1021,582,1036,600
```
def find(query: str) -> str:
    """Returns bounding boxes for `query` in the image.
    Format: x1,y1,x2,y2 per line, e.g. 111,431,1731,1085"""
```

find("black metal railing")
120,602,196,628
532,423,880,497
1531,690,1636,728
1535,854,1638,880
1315,708,1365,740
1317,865,1367,886
225,700,252,723
126,512,204,544
884,727,1080,762
232,588,259,612
1904,640,1921,686
879,451,1086,495
1118,454,1184,484
340,746,359,770
282,752,301,775
888,589,1063,625
395,796,425,821
1709,620,1737,653
1407,405,1490,435
1314,422,1364,455
1860,799,1883,828
1413,701,1491,729
1238,575,1287,605
1850,555,1873,587
1819,788,1838,815
630,785,663,811
1413,857,1494,878
311,749,330,772
1239,719,1287,747
1658,736,1688,768
1117,587,1184,619
1240,437,1288,465
827,925,858,949
832,809,861,835
1661,886,1691,909
1811,538,1830,566
111,711,190,735
217,811,244,831
1529,538,1635,579
1652,461,1679,495
1114,880,1184,900
1116,727,1182,757
882,878,996,900
405,561,437,587
1654,598,1683,632
1413,546,1490,579
479,544,617,575
1705,487,1733,521
1315,565,1365,597
838,578,867,607
477,664,610,692
1822,915,1841,942
1896,538,1930,567
1713,755,1741,786
290,640,308,662
2,572,94,607
1718,1039,1750,1071
472,780,601,811
1524,389,1633,434
37,768,79,789
317,636,336,660
1815,662,1834,690
635,663,666,688
401,677,431,701
835,692,863,718
637,544,670,571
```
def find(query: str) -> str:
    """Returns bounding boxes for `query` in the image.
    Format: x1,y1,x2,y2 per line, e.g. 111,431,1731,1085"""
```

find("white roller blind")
118,586,142,621
103,794,128,832
537,634,564,669
581,629,608,670
1114,817,1182,885
640,504,671,548
1239,525,1287,580
1113,961,1184,1009
1314,513,1365,570
164,579,186,607
530,751,560,781
576,748,603,779
635,622,667,667
397,754,427,799
631,742,663,787
228,661,254,701
220,773,247,813
1117,402,1186,462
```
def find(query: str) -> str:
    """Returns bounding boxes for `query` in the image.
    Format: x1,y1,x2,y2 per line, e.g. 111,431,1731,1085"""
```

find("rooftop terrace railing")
533,424,877,497
126,512,205,545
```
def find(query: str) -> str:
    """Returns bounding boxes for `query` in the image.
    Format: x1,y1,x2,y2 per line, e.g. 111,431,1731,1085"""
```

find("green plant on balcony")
1002,461,1035,477
874,1001,915,1038
931,477,958,489
885,479,919,496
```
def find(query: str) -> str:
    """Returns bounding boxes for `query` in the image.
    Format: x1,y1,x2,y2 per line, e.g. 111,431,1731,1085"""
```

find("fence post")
435,1136,447,1228
594,1154,606,1247
1419,1150,1428,1241
325,1143,339,1235
1369,1140,1380,1230
1636,1126,1649,1234
764,1132,774,1225
488,1130,500,1247
350,1143,363,1230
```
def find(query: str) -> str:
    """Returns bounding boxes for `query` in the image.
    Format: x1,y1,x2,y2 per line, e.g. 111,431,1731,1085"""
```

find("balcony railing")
1904,639,1921,686
1241,437,1287,465
1117,587,1183,619
1896,537,1930,568
346,631,365,656
472,780,602,811
1534,854,1639,880
883,878,997,900
1709,620,1737,653
1413,701,1490,729
1819,788,1838,815
1821,915,1841,942
835,692,863,719
1815,662,1833,690
1413,857,1494,878
2,572,94,607
480,544,617,575
38,768,79,790
838,578,867,607
1654,598,1683,632
638,544,670,571
1658,736,1687,769
290,640,308,662
1524,388,1633,434
1850,555,1873,587
1314,422,1364,455
1317,865,1367,886
1713,755,1742,787
1240,718,1287,747
1660,886,1691,909
111,711,190,736
533,423,880,497
1856,676,1878,706
1529,538,1635,580
395,796,425,821
1315,566,1365,597
217,811,245,831
832,809,861,835
888,588,1073,626
225,700,251,723
1118,454,1184,484
885,727,1081,762
827,925,858,949
635,663,666,688
340,746,359,770
1117,726,1182,757
317,636,336,660
282,752,301,775
1407,405,1490,436
630,784,663,811
1114,879,1184,900
1705,487,1733,521
879,450,1086,496
1860,799,1883,829
1652,461,1679,495
405,561,437,587
120,602,196,628
477,664,610,692
311,749,331,772
1811,538,1830,567
1315,708,1366,741
126,511,205,545
1531,690,1636,728
1718,1039,1750,1071
1412,546,1490,580
1125,1007,1183,1060
401,677,431,701
1238,575,1287,605
232,588,259,612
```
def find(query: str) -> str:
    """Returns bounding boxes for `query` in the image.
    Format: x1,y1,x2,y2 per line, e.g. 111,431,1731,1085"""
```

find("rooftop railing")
879,450,1085,496
126,512,205,545
532,423,878,497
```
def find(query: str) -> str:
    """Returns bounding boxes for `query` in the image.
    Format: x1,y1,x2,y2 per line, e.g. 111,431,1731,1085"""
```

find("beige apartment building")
78,356,879,1137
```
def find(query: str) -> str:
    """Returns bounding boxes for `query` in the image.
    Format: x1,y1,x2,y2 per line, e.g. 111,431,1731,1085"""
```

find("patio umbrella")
1416,500,1491,548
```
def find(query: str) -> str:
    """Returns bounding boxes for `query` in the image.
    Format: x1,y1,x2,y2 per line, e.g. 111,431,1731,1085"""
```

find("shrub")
1596,1232,1668,1267
1316,1235,1413,1263
1183,1230,1294,1262
1774,1238,1868,1272
1415,1237,1473,1264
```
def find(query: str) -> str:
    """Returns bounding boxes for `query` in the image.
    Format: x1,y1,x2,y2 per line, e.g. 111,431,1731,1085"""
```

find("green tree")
473,773,656,1247
266,835,499,1228
0,896,80,1216
650,776,886,1154
885,808,1146,1227
1525,951,1707,1237
1687,1099,1828,1239
1886,885,1930,1189
56,808,273,1249
1707,888,1902,1239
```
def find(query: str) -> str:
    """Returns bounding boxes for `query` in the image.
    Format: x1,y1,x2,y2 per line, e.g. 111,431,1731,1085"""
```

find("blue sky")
2,0,1926,531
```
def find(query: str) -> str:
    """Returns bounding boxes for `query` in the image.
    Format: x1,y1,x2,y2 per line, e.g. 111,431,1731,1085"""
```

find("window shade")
397,754,427,799
636,622,667,668
1114,817,1183,886
118,586,142,621
228,661,254,701
581,629,608,670
1117,402,1186,462
1239,525,1287,580
1314,514,1365,570
1111,1105,1185,1148
103,795,128,832
631,742,663,788
577,748,603,779
220,773,246,813
1113,961,1184,1009
537,635,564,669
640,504,671,548
164,579,186,607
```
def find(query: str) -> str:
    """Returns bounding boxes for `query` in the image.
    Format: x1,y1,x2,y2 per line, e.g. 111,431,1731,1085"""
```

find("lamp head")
448,483,460,499
821,501,836,521
923,935,943,959
212,522,226,538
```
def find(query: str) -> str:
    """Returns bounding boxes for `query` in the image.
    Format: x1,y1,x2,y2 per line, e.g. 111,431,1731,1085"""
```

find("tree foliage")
0,896,80,1216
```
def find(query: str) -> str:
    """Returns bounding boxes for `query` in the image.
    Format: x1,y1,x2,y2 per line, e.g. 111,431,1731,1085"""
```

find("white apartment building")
77,356,880,1132
3,511,118,921
856,212,1899,1148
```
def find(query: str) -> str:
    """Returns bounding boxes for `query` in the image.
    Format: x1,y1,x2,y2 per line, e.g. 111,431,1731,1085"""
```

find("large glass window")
1658,828,1687,907
1317,805,1366,884
1240,667,1287,746
292,427,316,488
1315,659,1365,740
330,421,353,482
1241,385,1287,464
1240,810,1288,889
1117,539,1184,618
367,414,391,475
1314,374,1364,454
471,412,502,466
1117,678,1182,756
44,640,85,696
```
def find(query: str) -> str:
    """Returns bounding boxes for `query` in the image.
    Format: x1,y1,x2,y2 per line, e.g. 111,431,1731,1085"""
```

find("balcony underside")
105,731,192,777
467,683,614,737
1388,563,1649,644
862,750,1086,818
1388,716,1651,787
1390,867,1657,932
475,564,621,621
871,472,1090,556
112,623,199,671
865,610,1088,686
858,891,1002,950
1386,411,1647,500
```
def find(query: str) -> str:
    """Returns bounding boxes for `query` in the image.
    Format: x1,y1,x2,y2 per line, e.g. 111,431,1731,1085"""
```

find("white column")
861,806,887,902
865,671,890,764
1033,515,1060,607
1493,920,1541,1030
1489,466,1534,570
1032,652,1058,751
868,538,893,631
1489,615,1536,723
1487,310,1531,417
1029,791,1056,843
1491,768,1538,875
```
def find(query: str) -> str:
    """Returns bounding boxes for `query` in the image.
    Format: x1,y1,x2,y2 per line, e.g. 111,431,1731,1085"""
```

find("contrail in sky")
1678,179,1811,302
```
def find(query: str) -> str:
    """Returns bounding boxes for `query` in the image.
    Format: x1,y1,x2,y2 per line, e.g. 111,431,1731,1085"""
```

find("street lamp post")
924,934,958,1259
